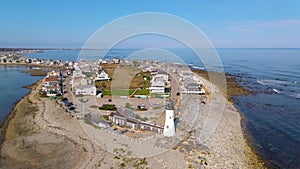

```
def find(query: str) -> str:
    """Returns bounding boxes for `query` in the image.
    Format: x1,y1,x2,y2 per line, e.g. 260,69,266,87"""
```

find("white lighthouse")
163,100,175,137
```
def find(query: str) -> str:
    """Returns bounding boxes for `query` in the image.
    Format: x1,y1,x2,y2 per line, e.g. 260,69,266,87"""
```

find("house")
47,70,60,77
182,79,205,95
112,58,120,64
94,70,110,81
180,71,194,81
149,73,169,93
42,75,62,96
44,86,62,96
72,77,88,89
149,80,165,93
74,85,96,96
43,76,59,87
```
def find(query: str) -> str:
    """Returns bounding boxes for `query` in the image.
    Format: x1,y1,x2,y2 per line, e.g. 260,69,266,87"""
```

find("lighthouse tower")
163,100,175,137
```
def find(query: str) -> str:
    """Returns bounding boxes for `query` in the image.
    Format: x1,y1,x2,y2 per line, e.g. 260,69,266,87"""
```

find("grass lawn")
96,64,151,91
102,89,135,96
102,88,150,96
134,89,150,95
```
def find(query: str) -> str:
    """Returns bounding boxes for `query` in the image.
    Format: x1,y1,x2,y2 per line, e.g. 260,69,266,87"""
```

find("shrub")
99,104,116,110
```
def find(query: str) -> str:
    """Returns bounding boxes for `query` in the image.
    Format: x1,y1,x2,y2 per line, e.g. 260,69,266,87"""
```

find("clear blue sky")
0,0,300,48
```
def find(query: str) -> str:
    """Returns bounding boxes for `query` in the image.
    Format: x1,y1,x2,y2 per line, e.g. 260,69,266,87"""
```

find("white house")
149,80,165,93
74,85,96,96
149,73,169,93
94,70,110,81
112,58,120,64
182,79,205,94
46,70,60,77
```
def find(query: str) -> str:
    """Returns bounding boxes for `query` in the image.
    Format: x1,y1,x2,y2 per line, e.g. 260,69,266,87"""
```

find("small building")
42,75,62,96
94,70,110,81
47,70,60,77
74,85,96,96
43,76,60,87
44,86,61,96
150,73,169,93
109,108,163,134
112,58,120,64
182,79,205,95
149,80,165,93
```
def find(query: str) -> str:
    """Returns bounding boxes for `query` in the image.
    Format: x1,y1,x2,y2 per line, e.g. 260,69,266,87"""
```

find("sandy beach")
0,71,265,168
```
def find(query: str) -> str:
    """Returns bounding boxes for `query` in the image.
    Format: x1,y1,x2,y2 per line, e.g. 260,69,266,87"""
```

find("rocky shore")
0,69,266,168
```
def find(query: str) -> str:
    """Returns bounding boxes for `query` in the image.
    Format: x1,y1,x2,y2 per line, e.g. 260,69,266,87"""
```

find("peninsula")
0,50,265,168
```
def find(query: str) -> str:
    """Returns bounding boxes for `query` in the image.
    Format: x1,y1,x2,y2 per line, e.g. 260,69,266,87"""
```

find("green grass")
99,104,117,110
103,89,135,96
102,89,150,96
134,89,150,95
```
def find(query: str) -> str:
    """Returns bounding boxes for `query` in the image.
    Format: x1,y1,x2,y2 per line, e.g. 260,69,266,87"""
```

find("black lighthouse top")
165,100,174,110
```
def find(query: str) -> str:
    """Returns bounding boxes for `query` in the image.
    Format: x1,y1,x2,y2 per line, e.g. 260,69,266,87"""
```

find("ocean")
2,48,300,168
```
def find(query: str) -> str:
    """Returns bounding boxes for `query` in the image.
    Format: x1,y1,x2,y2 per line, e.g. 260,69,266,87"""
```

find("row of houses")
42,70,63,96
71,60,114,96
0,51,68,67
72,62,97,96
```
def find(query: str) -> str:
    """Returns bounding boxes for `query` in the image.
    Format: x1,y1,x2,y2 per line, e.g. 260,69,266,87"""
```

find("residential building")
94,70,110,81
182,78,205,94
149,73,169,93
74,85,96,96
109,108,163,134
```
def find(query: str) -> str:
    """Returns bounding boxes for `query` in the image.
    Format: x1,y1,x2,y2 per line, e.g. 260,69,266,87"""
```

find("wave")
256,79,300,99
257,79,290,85
272,89,280,94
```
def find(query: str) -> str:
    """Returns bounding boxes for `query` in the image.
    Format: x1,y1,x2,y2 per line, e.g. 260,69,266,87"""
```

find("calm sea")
0,66,42,123
4,48,300,168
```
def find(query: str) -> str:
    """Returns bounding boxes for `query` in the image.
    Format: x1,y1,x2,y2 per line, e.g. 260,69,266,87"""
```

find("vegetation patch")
102,89,135,96
99,104,117,110
113,144,149,169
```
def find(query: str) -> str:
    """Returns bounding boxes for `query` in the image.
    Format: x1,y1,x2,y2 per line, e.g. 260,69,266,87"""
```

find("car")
137,104,147,110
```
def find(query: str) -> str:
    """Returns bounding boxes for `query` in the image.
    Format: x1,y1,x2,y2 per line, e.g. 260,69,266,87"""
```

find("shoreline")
0,66,266,168
0,79,41,150
192,69,266,168
234,104,267,168
0,62,64,69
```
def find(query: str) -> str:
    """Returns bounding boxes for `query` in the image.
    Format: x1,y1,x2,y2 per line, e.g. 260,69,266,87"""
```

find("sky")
0,0,300,48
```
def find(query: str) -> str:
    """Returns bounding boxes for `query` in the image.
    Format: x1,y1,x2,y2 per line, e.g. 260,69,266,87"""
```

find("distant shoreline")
1,47,300,51
0,62,63,68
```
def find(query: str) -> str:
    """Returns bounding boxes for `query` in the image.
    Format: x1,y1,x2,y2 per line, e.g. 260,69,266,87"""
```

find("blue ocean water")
5,48,300,168
0,66,42,124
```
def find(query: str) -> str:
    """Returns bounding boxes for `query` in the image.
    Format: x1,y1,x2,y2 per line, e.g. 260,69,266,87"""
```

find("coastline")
0,79,108,168
0,79,41,145
193,69,266,168
0,62,63,69
0,66,266,168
